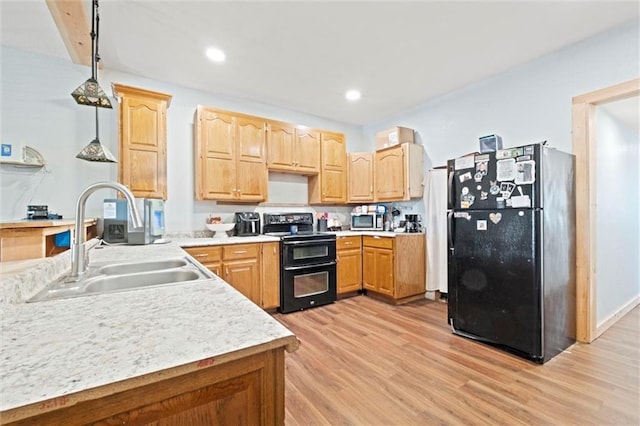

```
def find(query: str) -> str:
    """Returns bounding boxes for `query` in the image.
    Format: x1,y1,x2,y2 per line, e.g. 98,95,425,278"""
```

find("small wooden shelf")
0,219,98,262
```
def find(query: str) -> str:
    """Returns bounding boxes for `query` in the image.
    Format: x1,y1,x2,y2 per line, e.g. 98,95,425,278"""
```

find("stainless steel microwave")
350,213,384,230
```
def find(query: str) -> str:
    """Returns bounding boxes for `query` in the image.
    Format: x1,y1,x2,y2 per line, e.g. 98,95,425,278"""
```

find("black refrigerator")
447,143,576,363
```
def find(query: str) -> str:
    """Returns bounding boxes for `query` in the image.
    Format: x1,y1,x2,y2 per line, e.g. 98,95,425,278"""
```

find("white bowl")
205,223,235,238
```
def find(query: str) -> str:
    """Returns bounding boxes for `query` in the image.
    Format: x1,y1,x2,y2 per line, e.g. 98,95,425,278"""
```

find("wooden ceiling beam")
45,0,92,67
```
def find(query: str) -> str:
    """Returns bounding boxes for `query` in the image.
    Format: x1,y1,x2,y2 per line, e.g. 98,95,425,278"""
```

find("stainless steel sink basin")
84,270,200,293
27,256,212,302
98,259,189,275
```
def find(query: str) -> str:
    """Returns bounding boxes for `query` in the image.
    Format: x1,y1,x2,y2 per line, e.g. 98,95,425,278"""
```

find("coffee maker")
404,214,422,233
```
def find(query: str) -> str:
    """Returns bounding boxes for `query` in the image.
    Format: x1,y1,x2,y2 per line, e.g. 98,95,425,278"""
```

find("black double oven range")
262,213,337,314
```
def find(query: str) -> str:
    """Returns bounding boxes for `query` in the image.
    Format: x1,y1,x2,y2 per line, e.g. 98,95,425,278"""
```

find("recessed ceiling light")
345,89,361,101
205,47,226,63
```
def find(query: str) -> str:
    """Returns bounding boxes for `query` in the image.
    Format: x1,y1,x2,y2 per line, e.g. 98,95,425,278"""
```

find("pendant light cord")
95,107,99,140
90,0,97,80
95,0,102,73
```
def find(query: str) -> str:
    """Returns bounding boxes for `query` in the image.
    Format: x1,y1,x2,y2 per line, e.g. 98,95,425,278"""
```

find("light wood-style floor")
274,296,639,426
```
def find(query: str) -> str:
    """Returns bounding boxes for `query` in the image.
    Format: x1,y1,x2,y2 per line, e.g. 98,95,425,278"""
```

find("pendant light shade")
71,0,112,109
77,107,117,163
72,77,113,109
76,139,117,162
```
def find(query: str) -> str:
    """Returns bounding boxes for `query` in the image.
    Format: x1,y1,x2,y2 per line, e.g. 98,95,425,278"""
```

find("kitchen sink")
84,270,201,293
98,259,189,275
27,257,211,302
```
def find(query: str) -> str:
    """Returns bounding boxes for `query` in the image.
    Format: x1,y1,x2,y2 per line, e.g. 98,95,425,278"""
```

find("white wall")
0,46,364,230
595,103,640,323
364,20,639,221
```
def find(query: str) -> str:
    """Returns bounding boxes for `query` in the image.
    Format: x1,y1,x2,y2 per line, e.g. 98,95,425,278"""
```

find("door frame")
572,77,640,343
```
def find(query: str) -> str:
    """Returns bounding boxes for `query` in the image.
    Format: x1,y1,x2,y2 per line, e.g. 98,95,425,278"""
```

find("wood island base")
2,348,287,426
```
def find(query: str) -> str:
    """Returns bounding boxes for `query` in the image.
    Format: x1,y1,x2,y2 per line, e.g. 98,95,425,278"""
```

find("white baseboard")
595,295,640,338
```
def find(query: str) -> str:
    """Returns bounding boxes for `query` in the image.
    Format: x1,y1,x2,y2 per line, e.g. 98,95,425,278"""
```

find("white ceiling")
1,1,638,125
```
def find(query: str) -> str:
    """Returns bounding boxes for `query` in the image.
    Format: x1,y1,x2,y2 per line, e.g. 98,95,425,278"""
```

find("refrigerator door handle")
447,168,455,209
447,210,455,253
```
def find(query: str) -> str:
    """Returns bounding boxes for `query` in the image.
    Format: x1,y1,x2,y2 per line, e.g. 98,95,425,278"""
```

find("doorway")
572,78,640,343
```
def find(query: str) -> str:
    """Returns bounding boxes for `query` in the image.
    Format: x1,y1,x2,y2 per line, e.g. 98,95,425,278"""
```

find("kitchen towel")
424,168,448,293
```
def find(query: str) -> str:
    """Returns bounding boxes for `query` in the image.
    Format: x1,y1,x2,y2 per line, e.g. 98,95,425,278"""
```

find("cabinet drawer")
223,243,260,260
184,245,222,262
362,235,394,250
337,236,361,250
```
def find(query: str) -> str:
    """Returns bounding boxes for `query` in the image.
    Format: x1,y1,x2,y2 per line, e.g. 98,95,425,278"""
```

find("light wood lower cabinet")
261,242,280,310
336,235,362,295
183,245,222,276
5,349,286,426
183,242,279,310
223,243,261,302
362,234,426,303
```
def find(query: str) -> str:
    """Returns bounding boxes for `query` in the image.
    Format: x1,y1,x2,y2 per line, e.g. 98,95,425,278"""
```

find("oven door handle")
283,239,336,246
283,261,336,271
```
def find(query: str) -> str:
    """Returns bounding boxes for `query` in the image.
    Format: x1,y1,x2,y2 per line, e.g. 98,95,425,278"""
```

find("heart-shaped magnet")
489,212,502,224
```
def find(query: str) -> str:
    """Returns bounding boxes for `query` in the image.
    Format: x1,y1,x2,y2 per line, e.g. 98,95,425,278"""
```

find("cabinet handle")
373,236,381,239
193,253,209,258
226,268,229,276
344,241,352,245
234,250,247,254
273,247,276,254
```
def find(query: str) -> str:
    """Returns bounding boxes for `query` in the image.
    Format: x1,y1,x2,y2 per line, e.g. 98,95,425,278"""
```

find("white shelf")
0,146,46,168
0,160,44,168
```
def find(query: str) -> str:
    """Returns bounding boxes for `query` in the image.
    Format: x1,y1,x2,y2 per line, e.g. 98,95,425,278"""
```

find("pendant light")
71,0,112,108
76,107,117,162
73,0,117,163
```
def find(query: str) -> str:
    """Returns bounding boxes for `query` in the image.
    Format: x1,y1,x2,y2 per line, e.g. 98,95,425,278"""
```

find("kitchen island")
0,241,298,425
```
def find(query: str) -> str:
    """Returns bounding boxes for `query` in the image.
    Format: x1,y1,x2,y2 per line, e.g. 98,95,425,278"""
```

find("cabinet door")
375,248,394,297
224,258,260,305
337,248,362,294
183,246,222,276
362,247,377,291
115,84,171,200
294,128,320,174
261,242,280,309
375,146,405,201
320,132,346,203
267,121,296,171
236,116,267,201
348,152,374,202
196,108,236,200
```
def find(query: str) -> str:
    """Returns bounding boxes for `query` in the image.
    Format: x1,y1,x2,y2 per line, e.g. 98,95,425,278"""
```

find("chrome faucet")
69,182,143,280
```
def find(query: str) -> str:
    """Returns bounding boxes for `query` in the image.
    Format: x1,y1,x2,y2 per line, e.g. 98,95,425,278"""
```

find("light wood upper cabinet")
309,131,347,204
348,152,374,202
266,122,320,174
266,121,295,170
112,83,172,200
195,107,267,202
375,143,424,201
295,128,321,173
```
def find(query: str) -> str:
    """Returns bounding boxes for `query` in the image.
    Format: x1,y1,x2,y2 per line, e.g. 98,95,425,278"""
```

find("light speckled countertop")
329,230,425,237
0,240,297,414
